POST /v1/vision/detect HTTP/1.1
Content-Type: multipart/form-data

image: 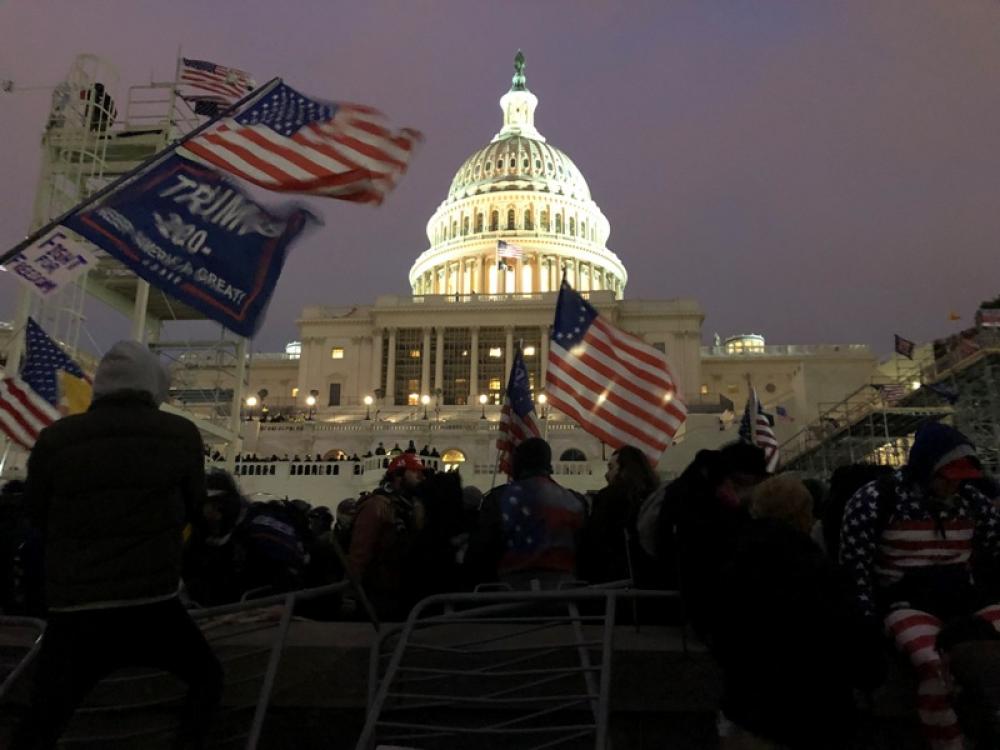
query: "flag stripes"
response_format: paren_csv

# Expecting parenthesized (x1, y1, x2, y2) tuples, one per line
(546, 282, 686, 463)
(179, 83, 421, 204)
(0, 377, 59, 450)
(496, 347, 541, 476)
(179, 58, 254, 105)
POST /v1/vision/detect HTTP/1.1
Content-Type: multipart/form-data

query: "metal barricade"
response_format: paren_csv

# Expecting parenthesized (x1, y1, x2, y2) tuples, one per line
(0, 616, 46, 702)
(0, 579, 375, 749)
(357, 588, 679, 750)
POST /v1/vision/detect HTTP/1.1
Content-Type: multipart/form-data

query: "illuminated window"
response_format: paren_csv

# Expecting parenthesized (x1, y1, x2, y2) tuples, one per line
(488, 347, 503, 358)
(330, 347, 344, 359)
(408, 392, 420, 406)
(699, 384, 709, 396)
(409, 349, 421, 358)
(441, 448, 466, 472)
(523, 346, 536, 356)
(292, 387, 299, 398)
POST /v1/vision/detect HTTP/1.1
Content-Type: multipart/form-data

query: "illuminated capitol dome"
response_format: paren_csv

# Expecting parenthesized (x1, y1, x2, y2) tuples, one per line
(410, 51, 627, 298)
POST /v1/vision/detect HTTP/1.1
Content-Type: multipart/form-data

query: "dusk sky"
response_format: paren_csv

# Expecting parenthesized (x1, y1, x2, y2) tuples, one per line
(1, 1, 999, 356)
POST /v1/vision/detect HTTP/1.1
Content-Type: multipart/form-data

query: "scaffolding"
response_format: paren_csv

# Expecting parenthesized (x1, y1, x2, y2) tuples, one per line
(782, 327, 1000, 478)
(5, 54, 248, 464)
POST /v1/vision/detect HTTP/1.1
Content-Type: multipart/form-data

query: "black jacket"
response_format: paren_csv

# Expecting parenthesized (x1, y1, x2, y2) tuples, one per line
(26, 392, 205, 610)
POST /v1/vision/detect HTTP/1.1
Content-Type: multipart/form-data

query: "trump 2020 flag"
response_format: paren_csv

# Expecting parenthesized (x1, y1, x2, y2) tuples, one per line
(496, 346, 541, 476)
(546, 281, 686, 464)
(64, 155, 317, 338)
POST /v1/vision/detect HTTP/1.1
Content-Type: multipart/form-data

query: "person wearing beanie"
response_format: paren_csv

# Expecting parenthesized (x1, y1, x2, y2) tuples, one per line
(841, 421, 1000, 750)
(12, 341, 222, 749)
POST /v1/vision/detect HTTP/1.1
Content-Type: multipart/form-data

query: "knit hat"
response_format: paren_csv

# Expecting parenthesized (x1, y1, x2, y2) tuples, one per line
(92, 340, 170, 405)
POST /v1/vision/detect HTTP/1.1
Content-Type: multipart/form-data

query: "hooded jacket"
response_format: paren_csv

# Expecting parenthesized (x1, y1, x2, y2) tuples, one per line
(840, 422, 1000, 621)
(25, 341, 206, 610)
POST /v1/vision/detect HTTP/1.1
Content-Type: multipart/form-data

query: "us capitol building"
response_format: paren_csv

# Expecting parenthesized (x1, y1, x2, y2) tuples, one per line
(145, 53, 875, 492)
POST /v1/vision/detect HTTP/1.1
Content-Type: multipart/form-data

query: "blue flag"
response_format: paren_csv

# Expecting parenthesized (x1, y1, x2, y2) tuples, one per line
(65, 155, 317, 337)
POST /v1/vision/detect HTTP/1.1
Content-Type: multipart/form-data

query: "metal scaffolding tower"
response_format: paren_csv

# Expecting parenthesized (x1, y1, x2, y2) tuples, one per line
(6, 54, 247, 464)
(782, 328, 1000, 479)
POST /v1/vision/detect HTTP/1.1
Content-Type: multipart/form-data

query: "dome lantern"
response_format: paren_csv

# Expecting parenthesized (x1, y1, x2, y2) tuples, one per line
(494, 50, 543, 143)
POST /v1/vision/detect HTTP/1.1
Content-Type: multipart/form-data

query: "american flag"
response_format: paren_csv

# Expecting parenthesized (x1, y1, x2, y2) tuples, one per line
(178, 81, 422, 204)
(0, 318, 84, 450)
(878, 383, 909, 403)
(178, 58, 255, 107)
(546, 281, 686, 464)
(497, 240, 524, 259)
(496, 346, 541, 476)
(739, 388, 779, 472)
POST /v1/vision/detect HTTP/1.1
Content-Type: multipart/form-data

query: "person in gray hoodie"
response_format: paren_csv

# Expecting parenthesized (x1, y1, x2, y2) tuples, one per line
(11, 341, 222, 750)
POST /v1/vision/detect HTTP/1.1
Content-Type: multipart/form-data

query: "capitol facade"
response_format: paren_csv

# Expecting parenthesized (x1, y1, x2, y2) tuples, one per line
(169, 53, 876, 490)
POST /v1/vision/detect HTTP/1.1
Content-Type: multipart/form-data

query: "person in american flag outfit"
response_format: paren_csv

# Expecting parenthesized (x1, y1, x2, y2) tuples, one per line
(840, 422, 1000, 750)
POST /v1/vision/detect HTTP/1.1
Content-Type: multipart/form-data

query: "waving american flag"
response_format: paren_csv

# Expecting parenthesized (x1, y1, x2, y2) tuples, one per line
(546, 281, 686, 464)
(178, 81, 422, 204)
(497, 346, 541, 476)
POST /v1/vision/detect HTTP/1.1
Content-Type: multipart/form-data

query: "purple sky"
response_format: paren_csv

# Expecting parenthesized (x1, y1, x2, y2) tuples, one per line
(2, 1, 999, 356)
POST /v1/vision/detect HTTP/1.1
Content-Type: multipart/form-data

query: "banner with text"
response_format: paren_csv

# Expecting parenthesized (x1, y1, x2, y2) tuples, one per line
(4, 227, 96, 298)
(64, 155, 317, 337)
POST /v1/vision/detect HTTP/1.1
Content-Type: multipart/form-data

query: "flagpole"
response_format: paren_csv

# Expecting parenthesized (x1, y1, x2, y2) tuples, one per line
(0, 439, 11, 479)
(0, 76, 283, 268)
(745, 373, 757, 446)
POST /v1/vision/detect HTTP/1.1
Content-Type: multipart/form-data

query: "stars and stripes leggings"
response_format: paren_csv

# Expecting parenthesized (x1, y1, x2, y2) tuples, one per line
(885, 604, 1000, 750)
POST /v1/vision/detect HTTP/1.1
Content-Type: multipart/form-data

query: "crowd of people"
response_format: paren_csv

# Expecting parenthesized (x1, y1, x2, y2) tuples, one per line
(2, 339, 1000, 749)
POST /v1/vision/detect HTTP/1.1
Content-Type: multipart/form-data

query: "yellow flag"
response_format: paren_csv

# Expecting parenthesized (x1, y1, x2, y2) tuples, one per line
(58, 370, 92, 415)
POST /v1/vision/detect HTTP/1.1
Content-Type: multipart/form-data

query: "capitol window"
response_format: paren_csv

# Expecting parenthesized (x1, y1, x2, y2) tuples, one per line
(522, 158, 529, 169)
(462, 217, 469, 235)
(496, 160, 503, 171)
(475, 213, 483, 233)
(509, 158, 515, 168)
(506, 209, 515, 230)
(490, 211, 499, 231)
(330, 347, 344, 359)
(409, 349, 421, 358)
(535, 159, 541, 170)
(540, 208, 550, 231)
(488, 347, 502, 358)
(524, 209, 533, 230)
(485, 161, 491, 172)
(555, 214, 563, 233)
(569, 217, 575, 236)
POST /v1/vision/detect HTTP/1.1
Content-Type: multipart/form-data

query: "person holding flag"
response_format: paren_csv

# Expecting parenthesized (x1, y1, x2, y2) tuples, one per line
(495, 344, 541, 477)
(469, 349, 585, 589)
(738, 383, 780, 473)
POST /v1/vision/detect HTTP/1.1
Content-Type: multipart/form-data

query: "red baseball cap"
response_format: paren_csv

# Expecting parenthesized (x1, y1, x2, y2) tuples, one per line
(387, 453, 424, 474)
(936, 457, 983, 481)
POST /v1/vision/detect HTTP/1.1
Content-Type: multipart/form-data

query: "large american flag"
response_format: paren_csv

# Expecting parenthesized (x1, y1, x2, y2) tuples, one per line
(0, 318, 82, 450)
(178, 58, 255, 106)
(497, 240, 524, 259)
(545, 282, 686, 464)
(739, 388, 779, 472)
(177, 82, 422, 204)
(497, 346, 541, 476)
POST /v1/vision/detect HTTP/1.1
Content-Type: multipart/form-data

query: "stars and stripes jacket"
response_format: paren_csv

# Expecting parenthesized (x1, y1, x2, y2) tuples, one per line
(840, 470, 1000, 621)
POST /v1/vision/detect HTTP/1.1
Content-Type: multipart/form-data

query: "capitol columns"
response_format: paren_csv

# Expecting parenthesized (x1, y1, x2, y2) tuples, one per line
(420, 327, 432, 397)
(371, 328, 384, 394)
(385, 327, 397, 404)
(469, 326, 480, 402)
(434, 327, 445, 395)
(504, 325, 515, 383)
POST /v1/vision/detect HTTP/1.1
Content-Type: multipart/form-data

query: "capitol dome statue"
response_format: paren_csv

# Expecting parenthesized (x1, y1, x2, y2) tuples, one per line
(409, 51, 627, 298)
